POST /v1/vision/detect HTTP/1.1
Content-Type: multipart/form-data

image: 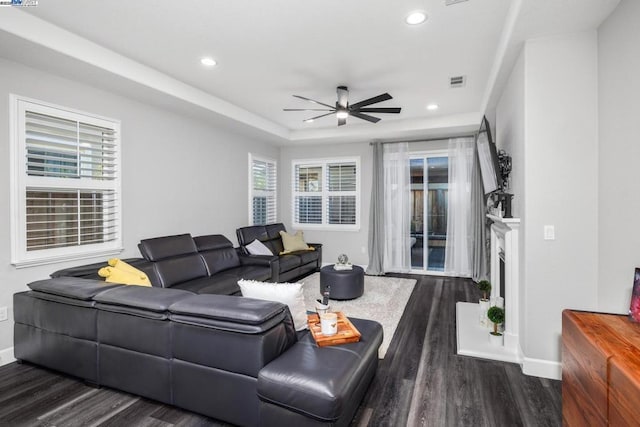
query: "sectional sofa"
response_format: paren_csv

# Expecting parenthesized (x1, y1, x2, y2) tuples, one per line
(13, 277, 383, 426)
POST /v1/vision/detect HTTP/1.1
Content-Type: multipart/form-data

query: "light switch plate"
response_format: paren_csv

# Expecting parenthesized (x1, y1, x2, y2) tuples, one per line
(544, 225, 555, 240)
(0, 307, 7, 322)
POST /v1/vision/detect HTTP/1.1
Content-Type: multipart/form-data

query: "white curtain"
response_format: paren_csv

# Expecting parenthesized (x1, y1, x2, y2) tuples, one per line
(383, 142, 411, 273)
(444, 137, 475, 276)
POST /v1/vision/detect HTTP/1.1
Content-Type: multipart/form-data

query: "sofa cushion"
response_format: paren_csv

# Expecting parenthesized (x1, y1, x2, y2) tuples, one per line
(94, 286, 192, 313)
(169, 294, 289, 330)
(139, 234, 197, 261)
(168, 275, 239, 295)
(238, 280, 307, 331)
(224, 265, 272, 282)
(291, 250, 320, 265)
(153, 255, 208, 288)
(28, 277, 122, 301)
(278, 254, 302, 273)
(200, 248, 241, 275)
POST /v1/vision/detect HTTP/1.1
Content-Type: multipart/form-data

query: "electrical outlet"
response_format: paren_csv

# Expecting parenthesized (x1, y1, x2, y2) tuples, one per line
(0, 307, 8, 322)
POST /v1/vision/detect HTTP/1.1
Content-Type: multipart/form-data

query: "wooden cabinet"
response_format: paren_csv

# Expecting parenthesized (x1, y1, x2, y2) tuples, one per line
(562, 310, 640, 426)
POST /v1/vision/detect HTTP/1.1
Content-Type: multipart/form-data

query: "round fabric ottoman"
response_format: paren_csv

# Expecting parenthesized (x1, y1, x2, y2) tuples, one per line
(319, 265, 365, 300)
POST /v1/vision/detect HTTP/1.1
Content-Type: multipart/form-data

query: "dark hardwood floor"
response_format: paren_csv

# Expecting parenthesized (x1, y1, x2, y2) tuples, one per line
(0, 275, 561, 426)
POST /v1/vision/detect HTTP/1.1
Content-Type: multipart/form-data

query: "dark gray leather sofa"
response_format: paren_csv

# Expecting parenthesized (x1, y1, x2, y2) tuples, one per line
(236, 223, 322, 282)
(13, 277, 383, 426)
(138, 233, 276, 295)
(52, 234, 276, 296)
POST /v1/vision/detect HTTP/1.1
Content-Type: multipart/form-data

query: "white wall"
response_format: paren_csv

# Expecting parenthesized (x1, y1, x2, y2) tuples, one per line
(494, 32, 599, 378)
(597, 0, 640, 313)
(0, 58, 278, 361)
(495, 49, 526, 356)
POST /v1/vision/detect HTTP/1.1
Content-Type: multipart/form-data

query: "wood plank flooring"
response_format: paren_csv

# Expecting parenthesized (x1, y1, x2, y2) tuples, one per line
(0, 275, 561, 426)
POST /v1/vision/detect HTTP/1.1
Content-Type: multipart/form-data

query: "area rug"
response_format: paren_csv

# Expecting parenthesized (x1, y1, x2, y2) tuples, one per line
(301, 272, 416, 358)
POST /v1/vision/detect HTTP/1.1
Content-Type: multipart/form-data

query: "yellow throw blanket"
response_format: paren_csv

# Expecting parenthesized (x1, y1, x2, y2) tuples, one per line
(98, 259, 151, 286)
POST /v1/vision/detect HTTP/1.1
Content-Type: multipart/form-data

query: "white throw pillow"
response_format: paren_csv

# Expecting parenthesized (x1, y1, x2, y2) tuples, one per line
(245, 239, 273, 256)
(238, 279, 307, 331)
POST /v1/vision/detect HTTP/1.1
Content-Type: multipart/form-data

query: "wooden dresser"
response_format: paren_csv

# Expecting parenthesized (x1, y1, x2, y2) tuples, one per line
(562, 310, 640, 426)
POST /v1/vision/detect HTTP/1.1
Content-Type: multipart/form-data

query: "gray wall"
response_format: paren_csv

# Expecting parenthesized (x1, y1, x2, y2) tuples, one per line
(0, 58, 278, 359)
(495, 31, 600, 378)
(279, 142, 372, 266)
(597, 0, 640, 313)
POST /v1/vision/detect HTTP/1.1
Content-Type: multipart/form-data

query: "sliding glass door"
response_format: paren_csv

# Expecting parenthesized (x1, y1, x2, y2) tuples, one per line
(410, 154, 449, 272)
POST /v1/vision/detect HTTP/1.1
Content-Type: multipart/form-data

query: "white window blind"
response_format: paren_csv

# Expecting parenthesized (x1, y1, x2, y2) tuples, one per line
(249, 154, 277, 225)
(11, 96, 122, 267)
(292, 158, 360, 230)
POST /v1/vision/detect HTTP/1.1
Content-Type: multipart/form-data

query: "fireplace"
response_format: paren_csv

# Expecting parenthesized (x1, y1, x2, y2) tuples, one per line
(488, 214, 521, 354)
(455, 214, 521, 364)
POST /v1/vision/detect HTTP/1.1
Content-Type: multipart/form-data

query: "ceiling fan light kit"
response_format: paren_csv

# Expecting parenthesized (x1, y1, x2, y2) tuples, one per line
(284, 86, 402, 126)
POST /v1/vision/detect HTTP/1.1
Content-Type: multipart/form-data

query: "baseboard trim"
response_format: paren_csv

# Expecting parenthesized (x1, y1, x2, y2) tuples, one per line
(0, 347, 16, 367)
(522, 356, 561, 380)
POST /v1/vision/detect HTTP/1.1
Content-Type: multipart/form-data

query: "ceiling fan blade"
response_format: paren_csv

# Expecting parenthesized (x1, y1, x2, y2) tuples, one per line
(350, 111, 381, 123)
(304, 112, 336, 122)
(338, 117, 347, 126)
(349, 93, 392, 109)
(355, 107, 401, 114)
(283, 108, 334, 111)
(336, 86, 349, 109)
(292, 95, 335, 109)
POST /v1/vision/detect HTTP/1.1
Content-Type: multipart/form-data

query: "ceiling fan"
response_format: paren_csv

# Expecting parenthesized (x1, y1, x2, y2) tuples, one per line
(284, 86, 401, 126)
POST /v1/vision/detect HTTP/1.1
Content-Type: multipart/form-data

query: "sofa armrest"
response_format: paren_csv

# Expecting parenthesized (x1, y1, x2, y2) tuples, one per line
(308, 243, 322, 268)
(238, 254, 280, 282)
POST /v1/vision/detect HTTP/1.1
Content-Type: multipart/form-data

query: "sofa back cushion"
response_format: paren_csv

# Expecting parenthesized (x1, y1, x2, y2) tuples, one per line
(237, 223, 286, 256)
(138, 234, 197, 262)
(154, 256, 208, 288)
(138, 234, 208, 287)
(194, 235, 241, 275)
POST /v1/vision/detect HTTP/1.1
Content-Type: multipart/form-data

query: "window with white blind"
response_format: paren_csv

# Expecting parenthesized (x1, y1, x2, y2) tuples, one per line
(292, 157, 360, 230)
(249, 154, 277, 225)
(10, 95, 122, 267)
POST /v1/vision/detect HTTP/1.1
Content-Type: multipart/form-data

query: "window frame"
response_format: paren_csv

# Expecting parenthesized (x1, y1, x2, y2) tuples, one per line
(248, 153, 277, 226)
(10, 94, 123, 268)
(291, 156, 361, 231)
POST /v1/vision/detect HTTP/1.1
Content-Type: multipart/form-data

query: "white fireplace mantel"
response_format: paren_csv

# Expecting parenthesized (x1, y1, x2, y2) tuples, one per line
(456, 214, 522, 364)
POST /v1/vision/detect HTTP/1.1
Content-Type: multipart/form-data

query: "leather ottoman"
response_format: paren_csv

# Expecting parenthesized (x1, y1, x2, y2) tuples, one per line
(319, 265, 364, 300)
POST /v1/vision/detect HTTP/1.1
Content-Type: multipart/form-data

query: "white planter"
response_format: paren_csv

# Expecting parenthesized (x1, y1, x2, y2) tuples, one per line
(479, 299, 491, 327)
(489, 332, 504, 346)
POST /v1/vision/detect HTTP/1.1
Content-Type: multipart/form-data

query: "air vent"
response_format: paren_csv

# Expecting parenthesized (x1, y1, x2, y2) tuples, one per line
(445, 0, 469, 5)
(450, 75, 466, 88)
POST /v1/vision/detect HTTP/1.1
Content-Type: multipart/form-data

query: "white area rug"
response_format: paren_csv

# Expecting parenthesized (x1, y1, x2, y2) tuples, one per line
(301, 272, 416, 358)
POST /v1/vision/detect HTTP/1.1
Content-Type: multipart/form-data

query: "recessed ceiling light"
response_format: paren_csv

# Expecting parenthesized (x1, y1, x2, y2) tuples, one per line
(200, 57, 217, 67)
(427, 103, 439, 111)
(406, 11, 427, 25)
(336, 110, 349, 119)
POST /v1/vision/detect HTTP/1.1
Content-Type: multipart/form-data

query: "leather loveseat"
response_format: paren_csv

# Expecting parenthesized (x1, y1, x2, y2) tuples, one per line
(13, 277, 383, 426)
(236, 223, 322, 283)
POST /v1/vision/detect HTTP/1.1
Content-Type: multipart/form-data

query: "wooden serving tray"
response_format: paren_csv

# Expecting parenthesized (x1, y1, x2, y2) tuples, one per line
(307, 312, 361, 347)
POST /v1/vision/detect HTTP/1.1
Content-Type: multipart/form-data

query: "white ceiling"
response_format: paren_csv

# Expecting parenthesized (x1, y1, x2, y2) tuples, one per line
(0, 0, 621, 145)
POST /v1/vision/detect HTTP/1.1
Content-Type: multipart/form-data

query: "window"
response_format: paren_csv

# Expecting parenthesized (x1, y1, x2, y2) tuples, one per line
(249, 154, 277, 225)
(292, 157, 360, 230)
(10, 95, 122, 267)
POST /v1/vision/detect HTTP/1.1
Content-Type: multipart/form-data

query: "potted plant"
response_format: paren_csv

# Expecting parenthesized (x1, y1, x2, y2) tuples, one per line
(487, 306, 505, 346)
(477, 280, 491, 301)
(477, 280, 492, 327)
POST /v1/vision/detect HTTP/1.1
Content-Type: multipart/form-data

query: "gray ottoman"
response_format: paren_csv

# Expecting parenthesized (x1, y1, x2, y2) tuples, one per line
(319, 265, 365, 300)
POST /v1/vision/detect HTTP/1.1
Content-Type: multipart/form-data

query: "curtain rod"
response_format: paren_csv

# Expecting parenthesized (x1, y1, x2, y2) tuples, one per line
(369, 132, 477, 145)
